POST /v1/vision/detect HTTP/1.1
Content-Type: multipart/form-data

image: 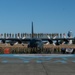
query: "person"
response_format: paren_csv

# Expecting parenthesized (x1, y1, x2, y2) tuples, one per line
(61, 48, 66, 54)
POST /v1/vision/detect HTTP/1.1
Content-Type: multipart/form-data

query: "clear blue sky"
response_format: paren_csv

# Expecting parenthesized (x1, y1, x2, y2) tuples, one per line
(0, 0, 75, 36)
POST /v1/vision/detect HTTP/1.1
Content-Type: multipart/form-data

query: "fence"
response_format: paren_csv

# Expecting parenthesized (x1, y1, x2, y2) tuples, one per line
(0, 47, 75, 54)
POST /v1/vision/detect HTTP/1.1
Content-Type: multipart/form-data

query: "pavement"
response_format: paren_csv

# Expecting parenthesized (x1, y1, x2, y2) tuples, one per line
(0, 54, 75, 75)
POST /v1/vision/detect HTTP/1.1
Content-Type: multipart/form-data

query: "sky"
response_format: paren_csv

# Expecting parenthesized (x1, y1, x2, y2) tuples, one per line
(0, 0, 75, 36)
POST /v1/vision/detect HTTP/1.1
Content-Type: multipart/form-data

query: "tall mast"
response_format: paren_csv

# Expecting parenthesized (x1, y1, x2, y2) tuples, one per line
(32, 21, 34, 38)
